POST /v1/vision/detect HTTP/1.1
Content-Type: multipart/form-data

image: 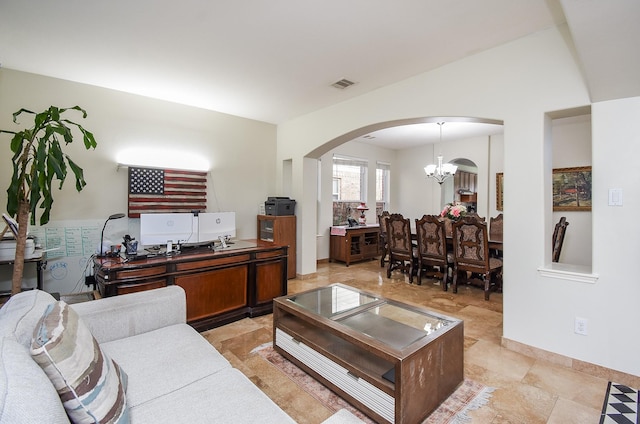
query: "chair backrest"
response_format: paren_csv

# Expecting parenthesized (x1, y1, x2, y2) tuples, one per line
(489, 213, 503, 242)
(466, 212, 486, 222)
(451, 216, 490, 271)
(378, 211, 390, 236)
(552, 217, 569, 262)
(442, 216, 453, 237)
(415, 215, 447, 263)
(386, 213, 413, 256)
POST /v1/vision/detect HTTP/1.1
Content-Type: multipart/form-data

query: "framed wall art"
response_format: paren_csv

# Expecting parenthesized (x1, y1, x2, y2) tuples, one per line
(553, 166, 592, 211)
(496, 172, 503, 211)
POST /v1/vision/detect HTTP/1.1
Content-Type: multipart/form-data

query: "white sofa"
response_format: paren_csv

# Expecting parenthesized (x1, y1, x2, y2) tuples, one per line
(0, 286, 297, 423)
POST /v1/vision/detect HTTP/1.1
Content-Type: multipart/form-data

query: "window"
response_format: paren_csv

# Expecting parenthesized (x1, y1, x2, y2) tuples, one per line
(332, 155, 368, 225)
(376, 162, 390, 217)
(332, 178, 340, 200)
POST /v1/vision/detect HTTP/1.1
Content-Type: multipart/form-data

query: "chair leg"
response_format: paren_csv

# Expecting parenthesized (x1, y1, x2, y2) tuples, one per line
(380, 245, 388, 267)
(441, 268, 448, 291)
(408, 261, 414, 284)
(452, 267, 458, 293)
(483, 275, 491, 301)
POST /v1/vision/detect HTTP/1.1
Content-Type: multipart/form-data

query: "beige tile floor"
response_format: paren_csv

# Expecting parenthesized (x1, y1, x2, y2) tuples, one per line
(202, 260, 608, 423)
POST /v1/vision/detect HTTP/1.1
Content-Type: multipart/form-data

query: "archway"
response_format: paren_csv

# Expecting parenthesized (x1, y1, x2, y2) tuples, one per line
(440, 158, 479, 213)
(306, 117, 503, 159)
(309, 116, 503, 264)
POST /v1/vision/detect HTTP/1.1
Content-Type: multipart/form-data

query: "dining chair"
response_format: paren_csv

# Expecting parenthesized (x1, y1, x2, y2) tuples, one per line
(489, 213, 503, 242)
(466, 212, 486, 222)
(386, 213, 417, 283)
(442, 216, 453, 238)
(415, 215, 453, 289)
(489, 213, 504, 258)
(451, 217, 503, 300)
(378, 211, 391, 267)
(552, 216, 569, 262)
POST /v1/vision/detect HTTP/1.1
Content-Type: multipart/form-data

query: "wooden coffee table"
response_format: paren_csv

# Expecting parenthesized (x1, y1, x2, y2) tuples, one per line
(273, 283, 463, 424)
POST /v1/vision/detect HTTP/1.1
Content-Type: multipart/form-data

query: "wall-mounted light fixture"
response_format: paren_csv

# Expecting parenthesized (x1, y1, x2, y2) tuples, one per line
(116, 148, 210, 172)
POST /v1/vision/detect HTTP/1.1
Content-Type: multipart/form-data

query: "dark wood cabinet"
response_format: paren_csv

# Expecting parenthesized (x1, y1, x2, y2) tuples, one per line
(93, 240, 288, 331)
(257, 215, 296, 279)
(329, 225, 380, 266)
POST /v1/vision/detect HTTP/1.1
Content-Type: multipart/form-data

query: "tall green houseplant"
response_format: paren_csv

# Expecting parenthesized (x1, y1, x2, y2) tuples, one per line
(1, 106, 97, 295)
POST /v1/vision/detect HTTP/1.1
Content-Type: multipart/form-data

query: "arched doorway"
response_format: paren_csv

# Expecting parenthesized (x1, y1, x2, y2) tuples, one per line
(442, 158, 479, 213)
(310, 117, 503, 263)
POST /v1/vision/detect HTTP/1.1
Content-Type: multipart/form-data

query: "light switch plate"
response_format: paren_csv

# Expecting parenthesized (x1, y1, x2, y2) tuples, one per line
(608, 188, 623, 206)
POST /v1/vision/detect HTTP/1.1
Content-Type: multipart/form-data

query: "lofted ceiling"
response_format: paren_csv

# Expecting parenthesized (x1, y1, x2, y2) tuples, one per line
(1, 0, 638, 149)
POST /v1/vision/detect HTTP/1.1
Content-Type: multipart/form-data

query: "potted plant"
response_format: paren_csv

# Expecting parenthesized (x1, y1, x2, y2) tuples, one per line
(1, 106, 97, 295)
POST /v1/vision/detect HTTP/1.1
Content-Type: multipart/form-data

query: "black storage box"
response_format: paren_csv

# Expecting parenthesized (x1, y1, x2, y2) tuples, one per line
(265, 197, 296, 216)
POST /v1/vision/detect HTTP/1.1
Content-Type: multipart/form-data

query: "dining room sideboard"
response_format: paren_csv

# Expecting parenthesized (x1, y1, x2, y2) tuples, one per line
(329, 225, 380, 266)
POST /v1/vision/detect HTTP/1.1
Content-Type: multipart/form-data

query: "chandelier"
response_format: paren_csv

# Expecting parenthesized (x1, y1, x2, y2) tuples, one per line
(424, 122, 457, 184)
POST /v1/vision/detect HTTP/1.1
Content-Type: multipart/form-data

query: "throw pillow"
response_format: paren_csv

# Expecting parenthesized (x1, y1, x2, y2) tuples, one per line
(31, 301, 129, 424)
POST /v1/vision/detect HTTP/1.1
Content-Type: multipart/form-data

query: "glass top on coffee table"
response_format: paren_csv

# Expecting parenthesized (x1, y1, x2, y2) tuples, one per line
(287, 284, 379, 317)
(285, 284, 455, 350)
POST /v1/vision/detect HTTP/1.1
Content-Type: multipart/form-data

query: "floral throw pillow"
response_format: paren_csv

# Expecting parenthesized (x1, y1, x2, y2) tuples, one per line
(31, 301, 129, 424)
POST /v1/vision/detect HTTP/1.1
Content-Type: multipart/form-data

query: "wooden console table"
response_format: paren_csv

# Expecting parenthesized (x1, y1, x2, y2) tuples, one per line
(93, 240, 288, 331)
(329, 225, 380, 266)
(274, 284, 463, 424)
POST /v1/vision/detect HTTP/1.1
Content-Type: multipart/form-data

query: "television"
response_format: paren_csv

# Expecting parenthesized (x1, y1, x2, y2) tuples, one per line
(139, 213, 197, 246)
(197, 212, 236, 244)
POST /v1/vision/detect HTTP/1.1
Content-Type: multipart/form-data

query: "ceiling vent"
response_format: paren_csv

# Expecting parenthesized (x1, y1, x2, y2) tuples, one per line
(331, 78, 356, 90)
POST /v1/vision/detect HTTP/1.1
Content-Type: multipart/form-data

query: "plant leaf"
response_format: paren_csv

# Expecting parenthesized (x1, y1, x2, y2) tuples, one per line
(67, 157, 87, 191)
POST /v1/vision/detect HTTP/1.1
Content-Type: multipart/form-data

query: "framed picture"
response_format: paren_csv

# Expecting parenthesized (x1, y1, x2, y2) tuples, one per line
(496, 173, 504, 211)
(553, 166, 592, 211)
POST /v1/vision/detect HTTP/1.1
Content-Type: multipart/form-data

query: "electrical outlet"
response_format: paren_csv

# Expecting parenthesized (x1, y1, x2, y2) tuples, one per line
(574, 317, 588, 335)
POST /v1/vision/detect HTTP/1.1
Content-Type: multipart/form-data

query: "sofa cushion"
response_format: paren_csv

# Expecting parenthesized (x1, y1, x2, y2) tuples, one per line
(31, 301, 129, 424)
(100, 323, 231, 408)
(0, 336, 70, 424)
(0, 289, 56, 347)
(128, 368, 296, 423)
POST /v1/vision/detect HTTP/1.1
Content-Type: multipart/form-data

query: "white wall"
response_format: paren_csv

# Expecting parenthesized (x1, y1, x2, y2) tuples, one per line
(278, 25, 640, 377)
(0, 69, 277, 294)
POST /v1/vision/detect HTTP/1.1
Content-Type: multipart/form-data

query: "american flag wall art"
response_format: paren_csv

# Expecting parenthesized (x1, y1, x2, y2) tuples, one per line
(128, 167, 207, 217)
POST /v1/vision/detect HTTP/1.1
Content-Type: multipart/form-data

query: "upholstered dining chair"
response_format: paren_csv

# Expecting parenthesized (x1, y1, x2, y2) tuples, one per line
(378, 211, 391, 267)
(451, 217, 503, 300)
(386, 213, 417, 283)
(466, 212, 486, 222)
(489, 213, 504, 258)
(442, 216, 453, 238)
(415, 215, 453, 289)
(552, 216, 569, 262)
(489, 213, 503, 242)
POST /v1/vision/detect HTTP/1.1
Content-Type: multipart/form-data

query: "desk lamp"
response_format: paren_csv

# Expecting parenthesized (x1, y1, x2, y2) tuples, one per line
(99, 213, 125, 257)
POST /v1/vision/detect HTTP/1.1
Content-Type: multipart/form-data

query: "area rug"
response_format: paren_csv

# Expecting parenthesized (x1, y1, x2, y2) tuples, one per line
(253, 343, 494, 423)
(599, 381, 639, 424)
